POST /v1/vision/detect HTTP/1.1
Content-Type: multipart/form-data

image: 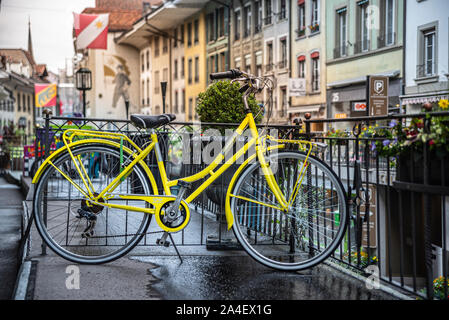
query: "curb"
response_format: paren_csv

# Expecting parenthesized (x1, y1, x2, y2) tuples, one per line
(323, 260, 414, 300)
(11, 260, 31, 300)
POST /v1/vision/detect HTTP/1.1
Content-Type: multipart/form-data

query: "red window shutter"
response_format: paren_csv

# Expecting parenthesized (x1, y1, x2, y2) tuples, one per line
(298, 0, 305, 5)
(311, 51, 320, 59)
(297, 55, 306, 62)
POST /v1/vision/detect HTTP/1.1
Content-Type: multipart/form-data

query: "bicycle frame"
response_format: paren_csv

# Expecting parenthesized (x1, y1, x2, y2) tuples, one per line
(33, 112, 314, 229)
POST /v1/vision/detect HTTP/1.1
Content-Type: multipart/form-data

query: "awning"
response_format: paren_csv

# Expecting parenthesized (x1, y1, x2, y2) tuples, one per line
(311, 51, 319, 59)
(401, 94, 449, 105)
(298, 0, 305, 5)
(116, 0, 209, 49)
(297, 55, 306, 62)
(327, 70, 400, 88)
(288, 105, 321, 114)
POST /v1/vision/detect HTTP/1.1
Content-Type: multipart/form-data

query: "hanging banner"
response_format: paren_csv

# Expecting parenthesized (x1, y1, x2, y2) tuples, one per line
(289, 78, 306, 97)
(35, 84, 57, 108)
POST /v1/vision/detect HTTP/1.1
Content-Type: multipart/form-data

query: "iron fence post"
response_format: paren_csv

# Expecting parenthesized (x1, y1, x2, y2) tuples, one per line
(423, 114, 434, 299)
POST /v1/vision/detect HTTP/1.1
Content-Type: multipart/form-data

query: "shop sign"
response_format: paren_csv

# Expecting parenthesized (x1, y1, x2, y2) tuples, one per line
(369, 76, 389, 116)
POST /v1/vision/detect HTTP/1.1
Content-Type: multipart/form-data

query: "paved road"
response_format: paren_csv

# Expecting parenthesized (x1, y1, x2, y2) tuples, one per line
(0, 176, 23, 299)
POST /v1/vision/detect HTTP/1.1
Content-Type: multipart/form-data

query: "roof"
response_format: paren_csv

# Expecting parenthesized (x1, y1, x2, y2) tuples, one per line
(81, 7, 143, 31)
(0, 49, 35, 67)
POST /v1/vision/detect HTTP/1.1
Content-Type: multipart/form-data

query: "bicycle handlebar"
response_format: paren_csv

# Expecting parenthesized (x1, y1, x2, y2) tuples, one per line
(209, 69, 243, 80)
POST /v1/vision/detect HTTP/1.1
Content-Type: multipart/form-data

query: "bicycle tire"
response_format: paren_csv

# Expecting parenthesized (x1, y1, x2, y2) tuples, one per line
(229, 150, 348, 271)
(33, 143, 156, 264)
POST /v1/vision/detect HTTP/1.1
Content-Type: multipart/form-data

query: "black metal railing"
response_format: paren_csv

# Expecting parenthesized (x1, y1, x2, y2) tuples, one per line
(304, 110, 449, 300)
(416, 63, 437, 79)
(25, 109, 449, 300)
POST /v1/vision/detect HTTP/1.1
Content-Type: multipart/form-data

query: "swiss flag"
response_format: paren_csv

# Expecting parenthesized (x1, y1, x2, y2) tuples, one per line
(74, 13, 109, 50)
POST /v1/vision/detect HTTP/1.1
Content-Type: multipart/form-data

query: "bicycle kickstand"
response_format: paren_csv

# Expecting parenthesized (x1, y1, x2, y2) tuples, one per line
(156, 231, 183, 264)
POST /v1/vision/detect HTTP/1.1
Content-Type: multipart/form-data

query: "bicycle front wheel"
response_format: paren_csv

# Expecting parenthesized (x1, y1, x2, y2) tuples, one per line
(33, 143, 156, 264)
(229, 151, 348, 271)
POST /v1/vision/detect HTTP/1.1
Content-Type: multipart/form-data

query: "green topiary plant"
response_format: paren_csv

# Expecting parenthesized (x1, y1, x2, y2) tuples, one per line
(196, 80, 262, 126)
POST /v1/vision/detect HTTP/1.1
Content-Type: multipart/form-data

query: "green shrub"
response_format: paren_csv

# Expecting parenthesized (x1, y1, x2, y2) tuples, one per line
(196, 80, 262, 125)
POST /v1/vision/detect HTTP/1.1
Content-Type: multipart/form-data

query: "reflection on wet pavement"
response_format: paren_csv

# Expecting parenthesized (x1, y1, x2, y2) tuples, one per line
(131, 255, 398, 300)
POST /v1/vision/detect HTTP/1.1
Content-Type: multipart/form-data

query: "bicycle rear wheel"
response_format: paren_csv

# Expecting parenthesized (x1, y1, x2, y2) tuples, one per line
(33, 144, 155, 264)
(229, 151, 348, 271)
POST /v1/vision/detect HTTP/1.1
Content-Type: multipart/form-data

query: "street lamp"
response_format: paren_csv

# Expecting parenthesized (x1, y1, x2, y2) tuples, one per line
(75, 68, 92, 117)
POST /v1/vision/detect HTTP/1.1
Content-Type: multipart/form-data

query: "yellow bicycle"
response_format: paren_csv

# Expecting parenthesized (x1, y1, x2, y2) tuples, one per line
(32, 70, 348, 271)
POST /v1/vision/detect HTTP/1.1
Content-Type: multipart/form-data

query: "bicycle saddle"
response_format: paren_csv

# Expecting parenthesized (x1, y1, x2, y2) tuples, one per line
(130, 114, 176, 129)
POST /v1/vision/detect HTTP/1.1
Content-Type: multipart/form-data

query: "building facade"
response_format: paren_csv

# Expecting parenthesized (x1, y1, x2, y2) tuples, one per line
(401, 0, 449, 113)
(290, 0, 326, 130)
(325, 0, 404, 128)
(261, 0, 290, 124)
(184, 11, 207, 121)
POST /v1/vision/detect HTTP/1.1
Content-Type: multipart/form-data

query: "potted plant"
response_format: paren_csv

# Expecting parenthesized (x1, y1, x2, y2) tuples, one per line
(196, 80, 262, 206)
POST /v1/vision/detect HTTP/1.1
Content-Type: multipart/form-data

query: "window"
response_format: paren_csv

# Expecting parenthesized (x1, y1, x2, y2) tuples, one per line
(174, 59, 178, 80)
(217, 7, 225, 38)
(297, 2, 305, 37)
(255, 1, 262, 33)
(256, 51, 262, 76)
(174, 90, 179, 114)
(188, 98, 193, 120)
(357, 1, 370, 53)
(163, 68, 168, 82)
(297, 56, 305, 78)
(279, 37, 287, 69)
(207, 13, 215, 42)
(335, 7, 347, 58)
(385, 0, 395, 45)
(17, 93, 20, 112)
(234, 9, 241, 41)
(154, 71, 160, 94)
(163, 37, 168, 54)
(266, 41, 273, 71)
(188, 58, 193, 84)
(234, 57, 241, 70)
(174, 28, 178, 48)
(194, 19, 199, 44)
(423, 28, 436, 76)
(279, 0, 286, 20)
(187, 23, 192, 46)
(146, 51, 150, 70)
(146, 79, 150, 105)
(154, 36, 160, 57)
(182, 90, 185, 113)
(264, 0, 272, 25)
(280, 86, 287, 116)
(311, 53, 320, 92)
(310, 0, 319, 32)
(141, 53, 145, 72)
(181, 57, 185, 78)
(243, 5, 251, 38)
(194, 57, 199, 83)
(142, 81, 145, 105)
(27, 95, 30, 112)
(379, 0, 396, 48)
(180, 25, 185, 45)
(245, 54, 251, 74)
(220, 52, 226, 72)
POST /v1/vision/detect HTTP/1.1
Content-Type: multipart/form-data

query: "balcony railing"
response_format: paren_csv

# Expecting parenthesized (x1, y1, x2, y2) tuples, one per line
(354, 39, 371, 54)
(333, 45, 348, 59)
(263, 15, 272, 25)
(278, 59, 287, 69)
(378, 32, 396, 49)
(265, 63, 274, 72)
(254, 23, 262, 34)
(416, 63, 437, 78)
(234, 32, 240, 41)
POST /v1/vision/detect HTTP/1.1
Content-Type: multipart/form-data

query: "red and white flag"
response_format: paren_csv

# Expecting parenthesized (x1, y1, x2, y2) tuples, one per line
(73, 12, 109, 50)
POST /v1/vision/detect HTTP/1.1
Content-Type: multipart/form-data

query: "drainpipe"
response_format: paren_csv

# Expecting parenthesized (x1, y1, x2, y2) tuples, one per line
(401, 0, 406, 114)
(288, 0, 292, 124)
